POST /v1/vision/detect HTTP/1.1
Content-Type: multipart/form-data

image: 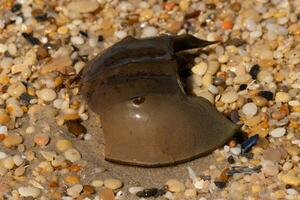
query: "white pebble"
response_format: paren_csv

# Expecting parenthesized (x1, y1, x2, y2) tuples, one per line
(104, 178, 123, 190)
(71, 36, 84, 45)
(250, 30, 262, 38)
(67, 184, 83, 198)
(36, 88, 57, 102)
(128, 187, 144, 194)
(0, 151, 7, 159)
(64, 148, 81, 162)
(191, 62, 207, 76)
(242, 103, 258, 116)
(230, 146, 241, 155)
(141, 26, 158, 38)
(114, 31, 127, 39)
(18, 186, 40, 198)
(194, 179, 204, 189)
(270, 127, 286, 138)
(287, 188, 298, 195)
(218, 54, 229, 63)
(0, 44, 8, 53)
(0, 125, 8, 135)
(208, 84, 219, 94)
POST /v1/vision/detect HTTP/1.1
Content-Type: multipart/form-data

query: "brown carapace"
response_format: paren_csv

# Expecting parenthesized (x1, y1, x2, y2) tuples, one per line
(80, 34, 239, 167)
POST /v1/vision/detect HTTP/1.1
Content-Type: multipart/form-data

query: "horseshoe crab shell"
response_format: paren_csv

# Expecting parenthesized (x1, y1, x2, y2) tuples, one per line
(80, 34, 239, 167)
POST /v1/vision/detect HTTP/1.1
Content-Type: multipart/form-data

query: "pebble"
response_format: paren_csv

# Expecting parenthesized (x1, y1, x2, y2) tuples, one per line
(279, 174, 300, 186)
(270, 127, 286, 138)
(220, 91, 238, 103)
(67, 0, 99, 13)
(257, 70, 273, 83)
(71, 36, 84, 45)
(65, 175, 80, 184)
(259, 91, 273, 100)
(3, 134, 23, 148)
(252, 96, 268, 106)
(2, 157, 15, 169)
(165, 179, 185, 193)
(66, 120, 87, 137)
(275, 92, 291, 103)
(0, 152, 7, 159)
(136, 188, 165, 198)
(0, 184, 10, 197)
(242, 103, 258, 116)
(230, 146, 241, 155)
(262, 148, 282, 162)
(249, 64, 260, 79)
(184, 189, 197, 198)
(104, 178, 123, 190)
(99, 188, 115, 200)
(282, 162, 293, 171)
(91, 180, 104, 187)
(129, 187, 144, 194)
(207, 61, 220, 75)
(262, 161, 279, 176)
(36, 88, 57, 102)
(7, 83, 26, 98)
(33, 133, 50, 146)
(67, 184, 83, 198)
(18, 186, 40, 198)
(56, 139, 73, 151)
(141, 26, 158, 38)
(191, 62, 207, 76)
(64, 148, 81, 162)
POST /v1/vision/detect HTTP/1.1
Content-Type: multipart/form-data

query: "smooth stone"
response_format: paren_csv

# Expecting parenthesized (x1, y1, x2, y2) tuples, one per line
(2, 157, 15, 169)
(141, 26, 158, 38)
(104, 178, 123, 190)
(275, 92, 291, 103)
(56, 139, 73, 151)
(234, 74, 252, 84)
(91, 180, 104, 187)
(33, 133, 50, 146)
(99, 188, 115, 200)
(129, 186, 144, 194)
(63, 148, 81, 162)
(18, 186, 40, 198)
(279, 174, 300, 186)
(252, 96, 268, 106)
(257, 70, 273, 83)
(270, 127, 286, 138)
(3, 134, 23, 148)
(242, 103, 258, 116)
(67, 0, 99, 13)
(230, 146, 241, 155)
(220, 91, 238, 103)
(36, 88, 57, 102)
(67, 184, 83, 198)
(206, 60, 220, 75)
(184, 189, 197, 198)
(261, 161, 279, 176)
(192, 62, 207, 76)
(165, 179, 185, 193)
(282, 162, 293, 171)
(285, 146, 300, 156)
(7, 82, 26, 98)
(262, 148, 282, 162)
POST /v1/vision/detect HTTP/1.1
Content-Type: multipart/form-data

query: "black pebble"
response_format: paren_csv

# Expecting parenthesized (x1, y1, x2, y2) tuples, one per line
(136, 188, 165, 198)
(35, 13, 48, 22)
(11, 3, 22, 12)
(227, 155, 235, 164)
(98, 35, 104, 42)
(239, 84, 247, 91)
(214, 181, 227, 189)
(249, 64, 260, 79)
(21, 33, 40, 45)
(259, 90, 273, 100)
(213, 77, 225, 86)
(20, 93, 35, 106)
(79, 31, 88, 37)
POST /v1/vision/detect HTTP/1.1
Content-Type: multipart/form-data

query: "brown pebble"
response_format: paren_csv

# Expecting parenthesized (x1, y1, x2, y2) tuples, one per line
(37, 46, 49, 59)
(66, 120, 87, 137)
(219, 168, 230, 182)
(271, 111, 285, 120)
(166, 21, 182, 33)
(0, 134, 5, 141)
(99, 188, 115, 200)
(262, 148, 282, 163)
(83, 185, 95, 195)
(230, 2, 241, 12)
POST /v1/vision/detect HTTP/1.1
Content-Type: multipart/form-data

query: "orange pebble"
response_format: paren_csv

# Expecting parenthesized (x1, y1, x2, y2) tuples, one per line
(0, 134, 5, 141)
(223, 21, 234, 29)
(228, 139, 236, 147)
(164, 2, 176, 10)
(34, 133, 50, 146)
